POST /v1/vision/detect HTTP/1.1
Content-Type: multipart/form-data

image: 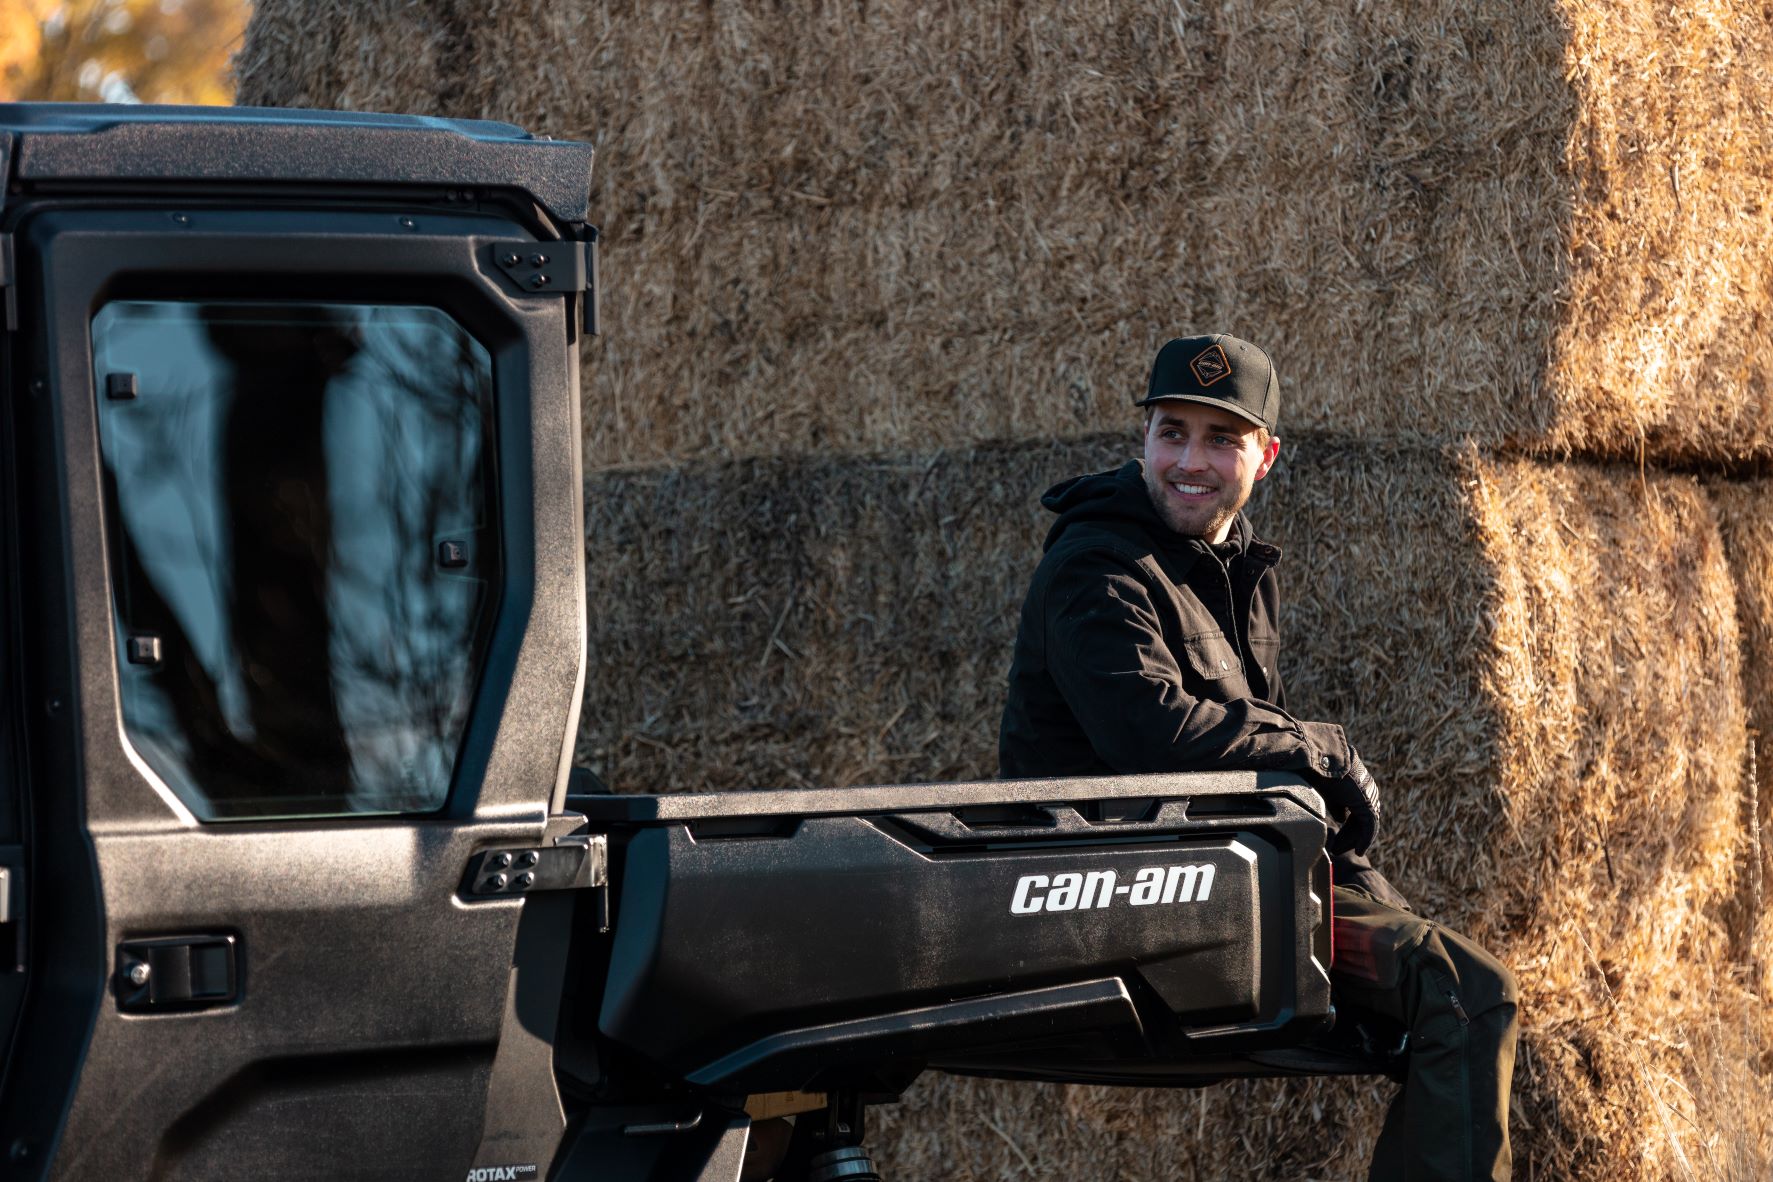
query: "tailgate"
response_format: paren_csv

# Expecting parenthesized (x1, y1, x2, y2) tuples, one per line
(576, 769, 1333, 1093)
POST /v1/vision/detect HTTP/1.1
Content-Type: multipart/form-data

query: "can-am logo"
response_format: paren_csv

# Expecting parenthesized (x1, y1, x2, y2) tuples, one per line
(465, 1167, 537, 1182)
(1009, 864, 1215, 914)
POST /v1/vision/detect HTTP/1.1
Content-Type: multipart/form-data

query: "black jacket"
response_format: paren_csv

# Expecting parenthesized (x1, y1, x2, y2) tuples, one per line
(999, 461, 1355, 785)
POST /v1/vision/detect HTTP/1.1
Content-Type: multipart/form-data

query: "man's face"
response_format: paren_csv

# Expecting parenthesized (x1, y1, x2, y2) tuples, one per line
(1141, 402, 1281, 543)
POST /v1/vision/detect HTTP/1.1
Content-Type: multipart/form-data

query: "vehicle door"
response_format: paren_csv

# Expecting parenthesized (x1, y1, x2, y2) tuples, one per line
(0, 183, 588, 1182)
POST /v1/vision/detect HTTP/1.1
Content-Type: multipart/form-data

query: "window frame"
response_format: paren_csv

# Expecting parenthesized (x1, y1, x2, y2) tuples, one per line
(90, 298, 505, 821)
(25, 205, 587, 829)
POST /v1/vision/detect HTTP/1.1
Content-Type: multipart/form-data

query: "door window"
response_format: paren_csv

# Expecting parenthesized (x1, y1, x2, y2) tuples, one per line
(90, 302, 499, 819)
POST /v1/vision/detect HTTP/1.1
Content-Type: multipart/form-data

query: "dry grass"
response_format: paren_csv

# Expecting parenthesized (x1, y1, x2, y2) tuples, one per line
(236, 1, 1772, 466)
(235, 1, 1548, 462)
(1544, 1, 1773, 463)
(232, 1, 1773, 1174)
(580, 435, 1766, 1179)
(1469, 459, 1762, 1181)
(1708, 479, 1773, 989)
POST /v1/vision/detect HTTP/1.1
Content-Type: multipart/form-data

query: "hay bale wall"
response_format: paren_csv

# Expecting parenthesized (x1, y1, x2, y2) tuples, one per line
(239, 0, 1773, 466)
(235, 1, 1773, 1177)
(583, 436, 1766, 1179)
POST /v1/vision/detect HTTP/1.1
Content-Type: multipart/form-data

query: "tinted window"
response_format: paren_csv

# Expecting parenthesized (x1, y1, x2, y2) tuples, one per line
(91, 302, 499, 819)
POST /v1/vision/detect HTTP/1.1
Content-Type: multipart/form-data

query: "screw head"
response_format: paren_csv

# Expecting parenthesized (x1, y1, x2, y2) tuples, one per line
(490, 852, 512, 870)
(487, 872, 508, 891)
(514, 872, 535, 890)
(170, 212, 191, 226)
(127, 962, 151, 987)
(499, 251, 522, 267)
(516, 850, 539, 869)
(528, 274, 551, 289)
(529, 253, 549, 267)
(399, 216, 417, 230)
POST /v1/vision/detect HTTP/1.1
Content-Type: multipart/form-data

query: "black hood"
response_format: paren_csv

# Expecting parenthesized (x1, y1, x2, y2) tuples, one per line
(1041, 460, 1251, 555)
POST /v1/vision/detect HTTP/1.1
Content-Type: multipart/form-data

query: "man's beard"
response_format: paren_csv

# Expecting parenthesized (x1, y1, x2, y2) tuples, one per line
(1143, 466, 1245, 540)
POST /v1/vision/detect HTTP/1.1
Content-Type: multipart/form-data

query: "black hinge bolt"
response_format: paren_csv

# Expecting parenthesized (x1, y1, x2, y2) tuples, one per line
(127, 635, 162, 666)
(106, 372, 138, 401)
(438, 540, 469, 569)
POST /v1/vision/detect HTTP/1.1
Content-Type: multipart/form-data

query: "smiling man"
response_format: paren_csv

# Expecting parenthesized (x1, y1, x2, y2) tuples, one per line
(998, 334, 1518, 1181)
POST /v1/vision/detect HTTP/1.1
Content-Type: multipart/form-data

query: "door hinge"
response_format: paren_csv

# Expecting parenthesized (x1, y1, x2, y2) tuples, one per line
(465, 833, 608, 924)
(491, 226, 599, 336)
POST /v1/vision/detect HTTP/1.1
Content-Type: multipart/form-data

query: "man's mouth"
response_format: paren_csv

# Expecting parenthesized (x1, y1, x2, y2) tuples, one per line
(1170, 482, 1216, 498)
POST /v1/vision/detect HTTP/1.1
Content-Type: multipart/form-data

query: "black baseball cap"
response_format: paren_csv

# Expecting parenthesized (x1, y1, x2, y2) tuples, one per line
(1135, 333, 1279, 432)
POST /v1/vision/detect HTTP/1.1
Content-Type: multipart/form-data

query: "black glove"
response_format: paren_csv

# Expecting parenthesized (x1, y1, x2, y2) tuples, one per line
(1322, 751, 1381, 856)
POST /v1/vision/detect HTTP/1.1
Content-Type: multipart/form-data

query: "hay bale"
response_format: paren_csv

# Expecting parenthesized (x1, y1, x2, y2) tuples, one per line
(229, 0, 1773, 1171)
(1545, 2, 1773, 462)
(583, 434, 1764, 1179)
(238, 0, 1773, 465)
(1708, 480, 1773, 983)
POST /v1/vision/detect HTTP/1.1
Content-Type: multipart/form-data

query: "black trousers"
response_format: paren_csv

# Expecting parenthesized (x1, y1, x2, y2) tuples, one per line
(1330, 886, 1519, 1182)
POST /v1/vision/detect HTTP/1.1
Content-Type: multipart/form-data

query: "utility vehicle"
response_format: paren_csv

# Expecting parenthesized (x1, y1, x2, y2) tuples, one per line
(0, 105, 1378, 1182)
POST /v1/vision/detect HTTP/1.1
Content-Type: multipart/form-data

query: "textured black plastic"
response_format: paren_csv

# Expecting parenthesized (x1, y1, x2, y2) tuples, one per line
(0, 170, 587, 1179)
(593, 774, 1332, 1093)
(0, 103, 595, 224)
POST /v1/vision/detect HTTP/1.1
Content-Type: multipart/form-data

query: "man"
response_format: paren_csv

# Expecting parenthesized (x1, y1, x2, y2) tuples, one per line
(999, 334, 1518, 1181)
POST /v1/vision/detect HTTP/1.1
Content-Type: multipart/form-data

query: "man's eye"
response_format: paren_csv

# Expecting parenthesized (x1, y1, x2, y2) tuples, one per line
(1213, 436, 1235, 446)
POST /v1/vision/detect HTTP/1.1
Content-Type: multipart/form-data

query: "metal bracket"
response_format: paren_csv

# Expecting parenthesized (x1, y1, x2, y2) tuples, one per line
(465, 833, 607, 899)
(489, 229, 599, 336)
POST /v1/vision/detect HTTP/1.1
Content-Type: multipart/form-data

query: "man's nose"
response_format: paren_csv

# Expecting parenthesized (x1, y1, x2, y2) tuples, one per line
(1170, 441, 1208, 471)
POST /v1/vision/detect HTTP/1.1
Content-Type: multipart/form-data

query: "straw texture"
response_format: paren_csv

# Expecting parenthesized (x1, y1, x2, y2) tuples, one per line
(581, 436, 1766, 1179)
(230, 1, 1773, 1175)
(1709, 480, 1773, 988)
(237, 0, 1773, 465)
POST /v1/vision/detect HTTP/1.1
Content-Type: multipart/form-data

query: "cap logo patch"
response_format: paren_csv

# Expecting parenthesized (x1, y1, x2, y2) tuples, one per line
(1190, 344, 1232, 388)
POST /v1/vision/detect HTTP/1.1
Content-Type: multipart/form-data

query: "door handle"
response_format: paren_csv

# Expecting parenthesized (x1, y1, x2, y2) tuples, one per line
(115, 934, 239, 1012)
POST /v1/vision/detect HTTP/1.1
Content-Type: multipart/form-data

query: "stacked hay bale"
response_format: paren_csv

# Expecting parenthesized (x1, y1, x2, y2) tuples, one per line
(576, 441, 1764, 1178)
(238, 0, 1773, 1177)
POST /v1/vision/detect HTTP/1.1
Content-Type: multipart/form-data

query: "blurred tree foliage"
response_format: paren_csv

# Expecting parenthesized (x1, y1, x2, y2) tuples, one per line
(1, 0, 249, 104)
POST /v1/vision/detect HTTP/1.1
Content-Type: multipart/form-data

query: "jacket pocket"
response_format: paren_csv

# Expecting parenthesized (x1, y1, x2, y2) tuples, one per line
(1182, 630, 1242, 681)
(1248, 634, 1278, 675)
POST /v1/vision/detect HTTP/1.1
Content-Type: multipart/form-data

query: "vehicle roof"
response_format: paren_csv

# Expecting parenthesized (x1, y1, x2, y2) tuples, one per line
(0, 103, 595, 224)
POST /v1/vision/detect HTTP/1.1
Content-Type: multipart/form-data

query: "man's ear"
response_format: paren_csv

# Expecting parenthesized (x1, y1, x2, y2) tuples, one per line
(1253, 434, 1281, 481)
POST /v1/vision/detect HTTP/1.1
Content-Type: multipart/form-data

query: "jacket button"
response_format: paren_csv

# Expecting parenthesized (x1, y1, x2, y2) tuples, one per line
(1220, 659, 1229, 670)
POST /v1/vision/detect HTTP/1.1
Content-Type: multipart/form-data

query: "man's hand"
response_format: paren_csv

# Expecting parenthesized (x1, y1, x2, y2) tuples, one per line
(1323, 752, 1382, 855)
